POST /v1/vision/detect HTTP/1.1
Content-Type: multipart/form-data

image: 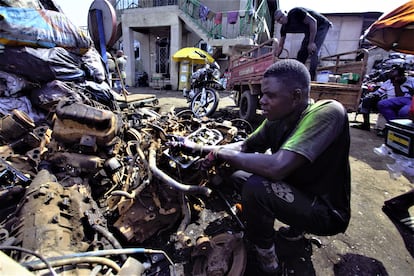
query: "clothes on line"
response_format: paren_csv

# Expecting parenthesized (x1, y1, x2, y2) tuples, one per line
(199, 4, 209, 21)
(214, 12, 222, 24)
(227, 11, 239, 24)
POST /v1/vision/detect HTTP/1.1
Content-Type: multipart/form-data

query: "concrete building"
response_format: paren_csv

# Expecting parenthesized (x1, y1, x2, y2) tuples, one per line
(110, 0, 385, 90)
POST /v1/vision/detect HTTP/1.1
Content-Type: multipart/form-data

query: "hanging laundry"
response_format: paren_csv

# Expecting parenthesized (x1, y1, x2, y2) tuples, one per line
(214, 12, 222, 24)
(199, 4, 209, 21)
(207, 10, 215, 21)
(227, 11, 239, 24)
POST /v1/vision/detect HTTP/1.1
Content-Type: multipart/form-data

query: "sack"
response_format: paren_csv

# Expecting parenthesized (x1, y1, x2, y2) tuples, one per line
(0, 46, 85, 83)
(0, 71, 35, 97)
(0, 7, 92, 54)
(30, 80, 83, 111)
(81, 47, 107, 83)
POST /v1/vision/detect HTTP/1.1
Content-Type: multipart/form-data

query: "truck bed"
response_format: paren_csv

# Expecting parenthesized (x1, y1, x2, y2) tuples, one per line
(310, 49, 369, 112)
(228, 39, 369, 112)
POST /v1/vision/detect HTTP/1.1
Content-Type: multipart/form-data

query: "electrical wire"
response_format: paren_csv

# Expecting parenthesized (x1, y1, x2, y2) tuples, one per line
(20, 248, 175, 274)
(0, 246, 58, 276)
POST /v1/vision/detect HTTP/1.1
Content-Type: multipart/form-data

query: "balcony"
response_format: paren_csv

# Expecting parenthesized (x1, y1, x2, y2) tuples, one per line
(115, 0, 272, 43)
(115, 0, 178, 10)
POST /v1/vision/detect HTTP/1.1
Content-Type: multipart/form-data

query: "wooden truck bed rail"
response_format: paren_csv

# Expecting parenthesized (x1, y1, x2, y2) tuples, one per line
(311, 49, 369, 112)
(227, 39, 369, 121)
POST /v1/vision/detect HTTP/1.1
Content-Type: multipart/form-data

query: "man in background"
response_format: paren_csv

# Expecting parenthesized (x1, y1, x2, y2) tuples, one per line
(114, 49, 127, 93)
(274, 7, 332, 81)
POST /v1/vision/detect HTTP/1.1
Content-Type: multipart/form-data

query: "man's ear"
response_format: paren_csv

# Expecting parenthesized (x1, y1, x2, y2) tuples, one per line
(292, 88, 302, 101)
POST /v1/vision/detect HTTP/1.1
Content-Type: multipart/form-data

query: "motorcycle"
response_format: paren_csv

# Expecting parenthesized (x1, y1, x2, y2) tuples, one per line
(183, 55, 223, 117)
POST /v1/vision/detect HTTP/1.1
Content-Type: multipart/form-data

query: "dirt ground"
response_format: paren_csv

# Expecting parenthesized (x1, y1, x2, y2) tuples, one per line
(130, 87, 414, 275)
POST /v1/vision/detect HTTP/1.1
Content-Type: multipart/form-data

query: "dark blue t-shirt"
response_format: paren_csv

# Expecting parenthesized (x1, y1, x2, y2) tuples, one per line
(280, 7, 331, 37)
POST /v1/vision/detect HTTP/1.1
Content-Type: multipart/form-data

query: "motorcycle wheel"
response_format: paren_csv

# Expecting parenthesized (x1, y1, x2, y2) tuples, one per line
(190, 88, 219, 117)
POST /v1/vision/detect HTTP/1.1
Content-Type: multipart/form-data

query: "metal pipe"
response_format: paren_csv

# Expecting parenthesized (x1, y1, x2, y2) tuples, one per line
(91, 224, 127, 262)
(27, 256, 121, 273)
(148, 147, 212, 196)
(21, 248, 174, 271)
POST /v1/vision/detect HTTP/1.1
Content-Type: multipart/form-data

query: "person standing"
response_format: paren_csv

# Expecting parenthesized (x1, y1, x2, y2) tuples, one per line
(114, 49, 127, 93)
(106, 51, 116, 88)
(274, 7, 332, 81)
(181, 59, 351, 273)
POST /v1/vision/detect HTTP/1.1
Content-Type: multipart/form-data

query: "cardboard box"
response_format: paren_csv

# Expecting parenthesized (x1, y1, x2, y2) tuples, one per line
(340, 73, 360, 84)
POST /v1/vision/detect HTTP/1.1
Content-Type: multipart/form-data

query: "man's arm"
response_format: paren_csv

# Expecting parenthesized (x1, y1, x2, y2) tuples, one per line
(276, 36, 286, 57)
(215, 148, 309, 181)
(303, 13, 317, 55)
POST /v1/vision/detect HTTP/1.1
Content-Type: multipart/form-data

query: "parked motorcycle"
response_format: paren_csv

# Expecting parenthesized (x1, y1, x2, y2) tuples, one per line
(183, 55, 222, 117)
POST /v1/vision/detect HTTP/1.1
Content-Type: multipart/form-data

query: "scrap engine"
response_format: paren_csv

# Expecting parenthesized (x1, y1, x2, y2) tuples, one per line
(0, 90, 251, 275)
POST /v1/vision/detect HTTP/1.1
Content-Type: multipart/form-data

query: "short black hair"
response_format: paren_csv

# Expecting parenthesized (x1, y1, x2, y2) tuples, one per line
(263, 59, 310, 92)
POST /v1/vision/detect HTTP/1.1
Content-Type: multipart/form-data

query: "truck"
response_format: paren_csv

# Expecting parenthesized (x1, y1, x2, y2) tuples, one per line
(227, 38, 369, 121)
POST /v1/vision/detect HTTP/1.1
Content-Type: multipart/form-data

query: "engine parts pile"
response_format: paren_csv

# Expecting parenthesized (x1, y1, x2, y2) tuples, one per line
(0, 1, 253, 275)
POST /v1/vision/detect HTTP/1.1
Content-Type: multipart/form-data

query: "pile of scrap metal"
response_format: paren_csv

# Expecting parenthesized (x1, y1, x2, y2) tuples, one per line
(0, 1, 251, 275)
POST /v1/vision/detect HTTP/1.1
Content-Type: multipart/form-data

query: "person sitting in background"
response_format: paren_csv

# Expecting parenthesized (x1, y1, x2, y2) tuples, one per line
(377, 66, 414, 129)
(352, 66, 411, 132)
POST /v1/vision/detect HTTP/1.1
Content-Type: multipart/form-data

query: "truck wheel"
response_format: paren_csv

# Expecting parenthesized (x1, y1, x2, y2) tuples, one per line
(239, 91, 257, 121)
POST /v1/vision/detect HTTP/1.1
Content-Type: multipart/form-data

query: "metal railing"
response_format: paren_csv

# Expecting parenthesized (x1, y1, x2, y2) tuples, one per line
(177, 0, 271, 40)
(115, 0, 178, 10)
(115, 0, 272, 42)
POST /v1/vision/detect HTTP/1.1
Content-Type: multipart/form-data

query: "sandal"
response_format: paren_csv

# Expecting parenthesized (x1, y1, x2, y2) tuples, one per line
(400, 216, 414, 232)
(382, 204, 414, 233)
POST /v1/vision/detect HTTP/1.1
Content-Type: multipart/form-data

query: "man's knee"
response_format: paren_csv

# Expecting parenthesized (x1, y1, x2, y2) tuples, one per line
(242, 176, 295, 204)
(242, 175, 262, 198)
(377, 100, 386, 110)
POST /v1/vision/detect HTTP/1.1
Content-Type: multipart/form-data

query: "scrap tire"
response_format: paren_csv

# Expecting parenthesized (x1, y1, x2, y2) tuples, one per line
(239, 91, 258, 122)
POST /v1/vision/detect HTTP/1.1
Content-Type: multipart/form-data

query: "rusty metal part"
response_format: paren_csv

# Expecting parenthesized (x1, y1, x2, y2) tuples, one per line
(52, 100, 120, 147)
(0, 111, 43, 154)
(11, 169, 115, 275)
(0, 110, 34, 143)
(12, 170, 89, 259)
(113, 181, 182, 243)
(47, 152, 105, 173)
(192, 232, 247, 276)
(26, 126, 52, 168)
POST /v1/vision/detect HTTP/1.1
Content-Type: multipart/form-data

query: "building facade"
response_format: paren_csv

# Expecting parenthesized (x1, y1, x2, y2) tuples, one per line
(112, 1, 383, 90)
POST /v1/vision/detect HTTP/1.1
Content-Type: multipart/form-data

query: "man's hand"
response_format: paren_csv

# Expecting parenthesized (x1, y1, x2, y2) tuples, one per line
(307, 42, 317, 56)
(199, 148, 223, 171)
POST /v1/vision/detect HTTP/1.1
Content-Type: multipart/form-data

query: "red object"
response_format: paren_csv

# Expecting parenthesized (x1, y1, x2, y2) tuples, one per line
(214, 12, 222, 24)
(409, 98, 414, 120)
(365, 1, 414, 54)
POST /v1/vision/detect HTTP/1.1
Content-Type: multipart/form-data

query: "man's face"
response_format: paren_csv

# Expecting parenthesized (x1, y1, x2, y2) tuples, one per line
(389, 70, 404, 85)
(260, 77, 298, 121)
